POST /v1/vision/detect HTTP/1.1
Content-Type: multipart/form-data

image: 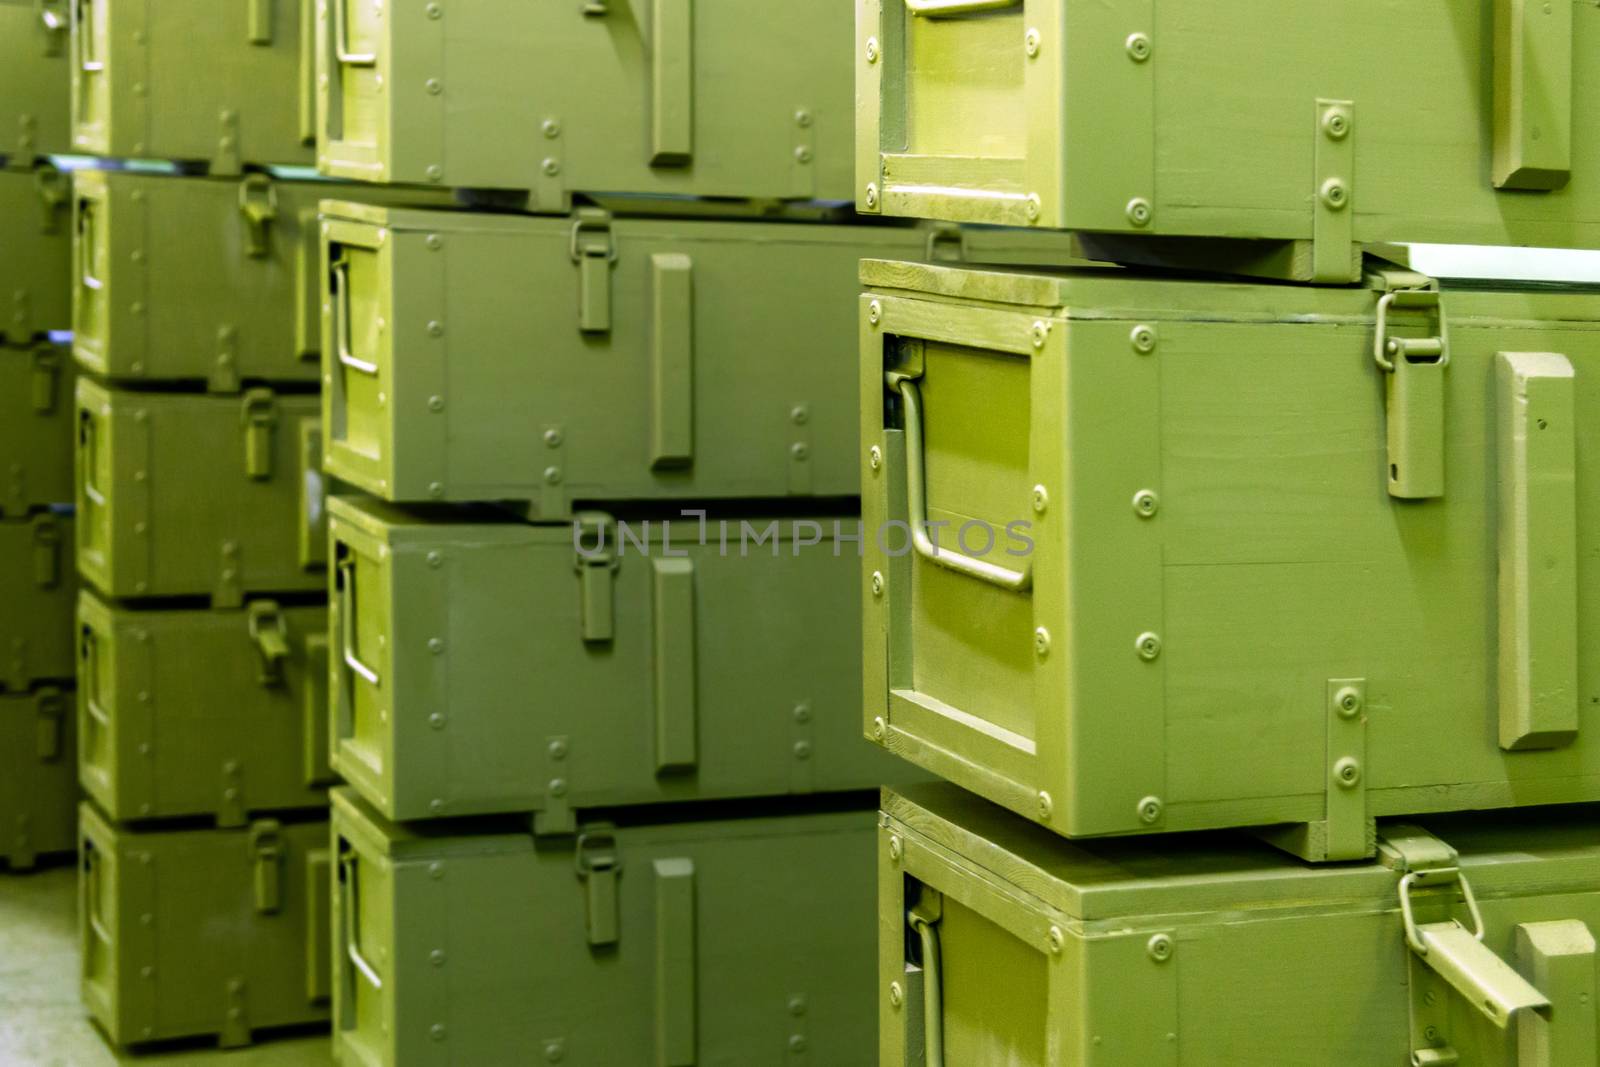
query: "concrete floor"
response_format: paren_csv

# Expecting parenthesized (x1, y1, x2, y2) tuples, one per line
(0, 862, 332, 1067)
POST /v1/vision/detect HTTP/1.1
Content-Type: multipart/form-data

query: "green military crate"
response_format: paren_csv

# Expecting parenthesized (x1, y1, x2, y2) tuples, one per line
(72, 170, 450, 390)
(78, 590, 330, 826)
(0, 0, 69, 160)
(1, 511, 75, 692)
(1, 341, 72, 516)
(1, 685, 75, 869)
(0, 162, 70, 344)
(316, 0, 853, 201)
(332, 787, 876, 1066)
(863, 257, 1600, 860)
(859, 0, 1600, 282)
(320, 204, 944, 509)
(69, 0, 313, 169)
(329, 495, 899, 828)
(79, 803, 331, 1048)
(75, 378, 324, 604)
(882, 784, 1600, 1067)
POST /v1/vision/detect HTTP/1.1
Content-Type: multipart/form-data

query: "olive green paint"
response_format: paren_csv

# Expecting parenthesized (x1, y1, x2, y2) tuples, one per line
(0, 511, 76, 692)
(71, 170, 451, 391)
(70, 0, 315, 169)
(881, 783, 1600, 1066)
(332, 787, 877, 1066)
(328, 495, 909, 826)
(320, 204, 943, 510)
(0, 341, 73, 516)
(316, 0, 854, 200)
(75, 378, 325, 604)
(858, 0, 1600, 272)
(0, 685, 76, 869)
(0, 164, 69, 344)
(77, 591, 331, 826)
(79, 803, 331, 1049)
(861, 258, 1600, 855)
(0, 0, 70, 160)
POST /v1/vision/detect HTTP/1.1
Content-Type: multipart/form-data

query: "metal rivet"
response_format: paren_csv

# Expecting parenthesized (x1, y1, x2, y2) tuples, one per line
(865, 183, 879, 209)
(427, 551, 443, 568)
(427, 395, 445, 413)
(1025, 193, 1042, 222)
(873, 716, 887, 741)
(1037, 791, 1053, 820)
(1334, 757, 1362, 788)
(789, 996, 807, 1017)
(793, 741, 812, 760)
(869, 445, 882, 471)
(889, 982, 903, 1008)
(542, 158, 561, 177)
(865, 36, 879, 63)
(1032, 485, 1049, 514)
(428, 638, 444, 654)
(1136, 632, 1162, 660)
(544, 429, 563, 447)
(1138, 796, 1164, 824)
(429, 799, 444, 814)
(1048, 925, 1064, 954)
(430, 1024, 447, 1042)
(888, 835, 902, 863)
(428, 481, 446, 499)
(544, 1040, 566, 1063)
(426, 234, 443, 250)
(791, 443, 809, 461)
(1034, 627, 1051, 657)
(793, 704, 812, 724)
(1030, 321, 1050, 348)
(425, 2, 441, 18)
(867, 299, 882, 326)
(1126, 198, 1153, 227)
(795, 110, 813, 128)
(1024, 28, 1041, 57)
(871, 571, 884, 597)
(429, 713, 446, 730)
(549, 739, 568, 759)
(1323, 108, 1351, 140)
(788, 1036, 808, 1055)
(1147, 934, 1174, 962)
(794, 145, 812, 164)
(430, 949, 446, 966)
(542, 119, 561, 138)
(1125, 32, 1152, 61)
(550, 778, 568, 797)
(427, 320, 444, 337)
(1320, 178, 1349, 210)
(425, 165, 443, 183)
(544, 466, 563, 485)
(425, 78, 442, 95)
(1133, 490, 1159, 517)
(1335, 686, 1363, 718)
(1130, 324, 1157, 353)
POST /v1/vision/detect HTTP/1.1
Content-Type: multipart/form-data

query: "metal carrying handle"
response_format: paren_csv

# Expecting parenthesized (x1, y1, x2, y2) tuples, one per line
(1399, 868, 1486, 956)
(891, 377, 1033, 592)
(905, 0, 1019, 15)
(332, 0, 376, 64)
(331, 256, 378, 376)
(339, 855, 384, 991)
(82, 846, 112, 952)
(80, 628, 110, 728)
(77, 201, 103, 292)
(336, 557, 381, 686)
(909, 911, 946, 1067)
(78, 411, 106, 508)
(75, 0, 102, 70)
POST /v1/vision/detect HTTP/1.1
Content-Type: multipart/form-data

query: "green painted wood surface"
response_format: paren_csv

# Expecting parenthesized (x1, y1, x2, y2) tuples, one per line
(0, 512, 75, 692)
(858, 0, 1600, 253)
(71, 171, 451, 390)
(0, 0, 70, 159)
(0, 341, 73, 517)
(320, 204, 939, 510)
(75, 378, 325, 603)
(77, 591, 330, 825)
(0, 164, 69, 344)
(861, 258, 1600, 848)
(328, 495, 909, 824)
(880, 783, 1600, 1066)
(0, 685, 76, 869)
(316, 0, 854, 201)
(79, 803, 331, 1049)
(331, 787, 877, 1066)
(70, 0, 314, 169)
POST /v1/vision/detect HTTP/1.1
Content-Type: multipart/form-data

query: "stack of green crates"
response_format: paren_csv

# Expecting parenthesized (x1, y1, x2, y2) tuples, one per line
(858, 2, 1600, 1063)
(308, 3, 959, 1062)
(60, 3, 453, 1051)
(0, 0, 76, 874)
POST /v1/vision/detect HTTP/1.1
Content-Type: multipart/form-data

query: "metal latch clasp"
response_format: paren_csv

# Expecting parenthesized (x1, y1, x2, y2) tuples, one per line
(1374, 273, 1449, 500)
(250, 820, 284, 914)
(570, 211, 617, 333)
(240, 388, 278, 480)
(238, 175, 279, 258)
(576, 829, 621, 947)
(574, 513, 620, 643)
(247, 600, 290, 686)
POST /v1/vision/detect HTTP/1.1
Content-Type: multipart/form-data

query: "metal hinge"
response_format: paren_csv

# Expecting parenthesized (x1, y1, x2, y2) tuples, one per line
(1373, 270, 1449, 500)
(1382, 826, 1550, 1065)
(30, 344, 58, 413)
(570, 210, 617, 333)
(247, 600, 290, 686)
(31, 512, 61, 588)
(574, 512, 619, 643)
(240, 388, 278, 480)
(575, 828, 621, 947)
(238, 175, 279, 258)
(250, 820, 284, 914)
